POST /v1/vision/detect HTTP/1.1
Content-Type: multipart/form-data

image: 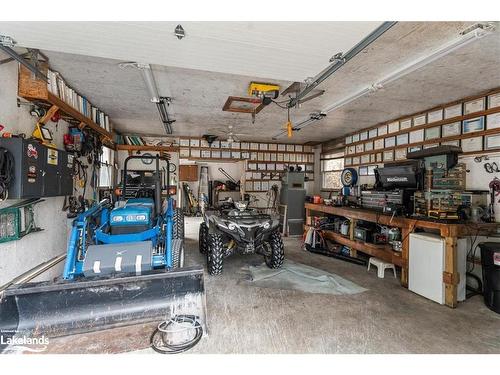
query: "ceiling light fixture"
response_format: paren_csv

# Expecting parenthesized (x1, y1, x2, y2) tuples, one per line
(119, 62, 176, 134)
(323, 22, 495, 114)
(288, 21, 397, 108)
(174, 24, 185, 40)
(273, 22, 496, 139)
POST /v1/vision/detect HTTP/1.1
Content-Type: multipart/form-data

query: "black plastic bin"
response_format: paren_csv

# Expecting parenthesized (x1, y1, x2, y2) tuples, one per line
(478, 242, 500, 314)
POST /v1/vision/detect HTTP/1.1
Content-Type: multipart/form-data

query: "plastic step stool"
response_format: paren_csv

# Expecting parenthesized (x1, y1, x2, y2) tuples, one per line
(367, 257, 397, 279)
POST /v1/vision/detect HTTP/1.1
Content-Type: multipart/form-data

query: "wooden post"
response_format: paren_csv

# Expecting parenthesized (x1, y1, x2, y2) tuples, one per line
(401, 226, 410, 287)
(444, 236, 459, 308)
(349, 218, 357, 258)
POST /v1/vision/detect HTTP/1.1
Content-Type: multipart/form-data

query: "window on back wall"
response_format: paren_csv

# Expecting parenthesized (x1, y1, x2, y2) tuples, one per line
(99, 146, 115, 188)
(321, 150, 344, 190)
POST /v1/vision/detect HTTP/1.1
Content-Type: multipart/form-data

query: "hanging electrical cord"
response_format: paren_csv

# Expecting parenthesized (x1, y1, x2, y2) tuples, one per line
(0, 147, 15, 201)
(150, 315, 203, 354)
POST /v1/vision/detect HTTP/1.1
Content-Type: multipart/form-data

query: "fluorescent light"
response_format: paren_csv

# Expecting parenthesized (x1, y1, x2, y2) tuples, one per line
(323, 23, 495, 114)
(136, 63, 161, 103)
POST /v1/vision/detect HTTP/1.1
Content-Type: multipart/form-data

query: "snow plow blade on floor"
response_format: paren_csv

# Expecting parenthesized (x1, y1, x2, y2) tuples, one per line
(0, 266, 205, 352)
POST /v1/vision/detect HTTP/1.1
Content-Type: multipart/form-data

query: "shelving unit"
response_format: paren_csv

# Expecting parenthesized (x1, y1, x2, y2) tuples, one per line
(18, 64, 115, 145)
(343, 88, 500, 168)
(305, 203, 500, 308)
(116, 144, 179, 153)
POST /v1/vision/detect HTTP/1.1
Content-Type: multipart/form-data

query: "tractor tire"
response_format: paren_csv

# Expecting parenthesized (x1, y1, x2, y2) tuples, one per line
(207, 233, 224, 275)
(172, 239, 185, 269)
(199, 222, 208, 254)
(173, 208, 185, 240)
(265, 231, 285, 269)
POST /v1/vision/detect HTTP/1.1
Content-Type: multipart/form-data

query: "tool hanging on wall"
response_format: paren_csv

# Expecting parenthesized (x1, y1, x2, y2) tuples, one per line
(0, 147, 15, 201)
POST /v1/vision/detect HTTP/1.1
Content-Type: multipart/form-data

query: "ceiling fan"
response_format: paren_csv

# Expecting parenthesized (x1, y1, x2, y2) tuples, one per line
(207, 125, 250, 144)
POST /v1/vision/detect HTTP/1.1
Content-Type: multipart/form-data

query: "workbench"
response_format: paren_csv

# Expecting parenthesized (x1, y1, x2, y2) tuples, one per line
(304, 203, 500, 308)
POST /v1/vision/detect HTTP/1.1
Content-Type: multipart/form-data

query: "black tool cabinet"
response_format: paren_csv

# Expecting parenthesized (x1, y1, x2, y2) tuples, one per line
(0, 137, 74, 199)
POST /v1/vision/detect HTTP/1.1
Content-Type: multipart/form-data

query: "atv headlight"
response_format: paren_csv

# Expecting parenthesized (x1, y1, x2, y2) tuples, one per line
(228, 223, 236, 230)
(262, 221, 270, 229)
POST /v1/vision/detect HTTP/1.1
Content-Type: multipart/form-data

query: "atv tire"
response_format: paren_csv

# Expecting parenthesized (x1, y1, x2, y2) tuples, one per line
(172, 239, 185, 269)
(199, 222, 208, 254)
(173, 208, 185, 240)
(265, 231, 285, 269)
(207, 233, 224, 275)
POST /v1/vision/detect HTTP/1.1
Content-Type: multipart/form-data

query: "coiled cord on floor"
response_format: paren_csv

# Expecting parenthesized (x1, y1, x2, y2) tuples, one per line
(150, 314, 203, 354)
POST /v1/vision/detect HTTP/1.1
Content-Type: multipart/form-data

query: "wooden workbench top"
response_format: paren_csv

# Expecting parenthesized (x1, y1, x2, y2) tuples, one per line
(305, 203, 500, 237)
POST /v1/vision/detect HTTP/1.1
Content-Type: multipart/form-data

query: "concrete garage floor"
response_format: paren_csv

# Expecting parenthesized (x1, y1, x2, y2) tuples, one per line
(41, 217, 500, 354)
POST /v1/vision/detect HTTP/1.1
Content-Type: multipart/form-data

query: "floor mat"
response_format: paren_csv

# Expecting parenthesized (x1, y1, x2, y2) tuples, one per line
(240, 260, 367, 295)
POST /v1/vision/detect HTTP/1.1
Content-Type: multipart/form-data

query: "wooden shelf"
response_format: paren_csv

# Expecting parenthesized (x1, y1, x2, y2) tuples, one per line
(116, 144, 179, 152)
(344, 87, 500, 146)
(18, 64, 114, 144)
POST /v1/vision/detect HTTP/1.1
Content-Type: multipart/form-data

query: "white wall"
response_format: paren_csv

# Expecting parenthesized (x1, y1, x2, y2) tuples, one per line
(0, 62, 72, 284)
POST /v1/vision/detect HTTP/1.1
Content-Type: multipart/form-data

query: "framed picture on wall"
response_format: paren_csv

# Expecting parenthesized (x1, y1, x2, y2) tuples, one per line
(211, 150, 221, 158)
(444, 104, 462, 119)
(190, 139, 200, 147)
(352, 133, 360, 143)
(259, 143, 268, 151)
(355, 144, 364, 153)
(388, 121, 399, 133)
(378, 125, 388, 136)
(409, 129, 424, 143)
(462, 116, 485, 133)
(345, 135, 352, 144)
(360, 131, 368, 141)
(374, 139, 384, 150)
(179, 148, 190, 158)
(250, 142, 259, 150)
(361, 155, 370, 164)
(365, 141, 373, 151)
(488, 93, 500, 109)
(190, 149, 201, 158)
(384, 136, 396, 148)
(485, 135, 500, 150)
(383, 150, 394, 161)
(367, 165, 377, 175)
(179, 139, 190, 147)
(344, 157, 352, 166)
(376, 153, 383, 162)
(268, 143, 277, 151)
(441, 140, 460, 147)
(396, 133, 409, 145)
(368, 128, 378, 138)
(359, 166, 368, 176)
(442, 121, 461, 137)
(221, 151, 231, 158)
(240, 142, 249, 149)
(412, 115, 426, 127)
(201, 150, 211, 158)
(487, 113, 500, 129)
(352, 156, 360, 165)
(425, 126, 441, 140)
(231, 151, 241, 159)
(395, 148, 407, 160)
(464, 97, 485, 115)
(427, 109, 443, 123)
(401, 118, 413, 129)
(461, 136, 483, 152)
(278, 144, 286, 151)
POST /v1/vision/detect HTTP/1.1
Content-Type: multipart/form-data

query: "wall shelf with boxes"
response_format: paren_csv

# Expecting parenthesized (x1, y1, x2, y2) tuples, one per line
(18, 64, 115, 145)
(178, 137, 315, 192)
(342, 88, 500, 168)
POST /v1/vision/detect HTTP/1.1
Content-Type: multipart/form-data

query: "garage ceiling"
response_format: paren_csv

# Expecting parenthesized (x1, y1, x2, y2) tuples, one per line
(1, 21, 499, 143)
